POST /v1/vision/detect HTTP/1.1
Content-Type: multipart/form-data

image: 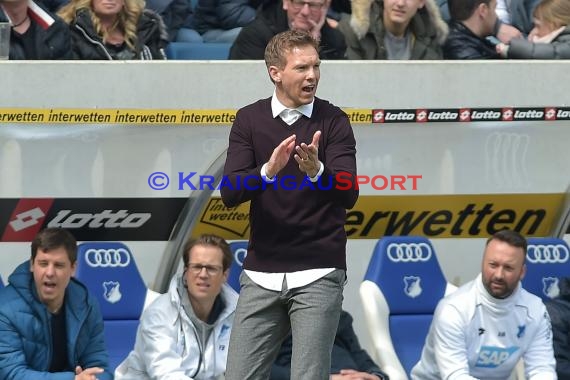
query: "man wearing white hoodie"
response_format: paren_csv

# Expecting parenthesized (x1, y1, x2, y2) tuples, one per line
(115, 234, 238, 380)
(411, 230, 557, 380)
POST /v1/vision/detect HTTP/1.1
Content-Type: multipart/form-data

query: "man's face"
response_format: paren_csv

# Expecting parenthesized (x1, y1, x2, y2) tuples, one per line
(481, 239, 526, 299)
(481, 0, 498, 37)
(269, 44, 320, 108)
(185, 245, 228, 305)
(31, 247, 76, 313)
(383, 0, 425, 30)
(92, 0, 124, 17)
(283, 0, 328, 31)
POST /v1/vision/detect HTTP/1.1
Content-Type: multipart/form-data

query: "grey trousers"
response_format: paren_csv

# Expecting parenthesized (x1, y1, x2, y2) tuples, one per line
(225, 270, 345, 380)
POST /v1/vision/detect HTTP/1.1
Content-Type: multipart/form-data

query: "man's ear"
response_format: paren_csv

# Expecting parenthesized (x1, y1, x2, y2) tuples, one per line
(269, 66, 281, 83)
(71, 261, 77, 277)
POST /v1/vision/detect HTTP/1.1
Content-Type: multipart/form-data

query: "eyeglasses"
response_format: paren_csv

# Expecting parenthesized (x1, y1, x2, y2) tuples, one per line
(289, 0, 326, 11)
(188, 263, 223, 276)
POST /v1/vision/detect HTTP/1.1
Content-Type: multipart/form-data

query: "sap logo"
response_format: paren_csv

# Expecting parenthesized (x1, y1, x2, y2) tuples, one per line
(476, 346, 518, 368)
(403, 276, 422, 298)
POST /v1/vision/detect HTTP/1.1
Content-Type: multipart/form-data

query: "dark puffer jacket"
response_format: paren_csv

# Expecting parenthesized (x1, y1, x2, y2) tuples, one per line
(444, 21, 500, 59)
(507, 27, 570, 59)
(0, 0, 71, 59)
(69, 8, 168, 59)
(546, 277, 570, 379)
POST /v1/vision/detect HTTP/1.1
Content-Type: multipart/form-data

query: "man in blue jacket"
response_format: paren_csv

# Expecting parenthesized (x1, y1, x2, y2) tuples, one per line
(0, 228, 111, 380)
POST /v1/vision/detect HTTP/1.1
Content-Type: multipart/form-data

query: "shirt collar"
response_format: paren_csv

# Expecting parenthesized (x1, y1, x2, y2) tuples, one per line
(271, 91, 314, 119)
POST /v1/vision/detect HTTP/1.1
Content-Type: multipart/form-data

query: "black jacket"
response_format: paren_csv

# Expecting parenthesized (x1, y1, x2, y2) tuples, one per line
(270, 311, 389, 380)
(546, 277, 570, 379)
(229, 0, 346, 59)
(69, 8, 168, 59)
(443, 21, 499, 59)
(0, 1, 71, 59)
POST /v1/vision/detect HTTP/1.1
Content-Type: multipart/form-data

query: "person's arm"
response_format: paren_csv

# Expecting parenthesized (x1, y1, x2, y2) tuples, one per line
(316, 113, 359, 209)
(505, 36, 570, 59)
(546, 301, 570, 378)
(522, 304, 557, 379)
(221, 110, 297, 207)
(135, 304, 195, 379)
(335, 313, 388, 378)
(218, 0, 256, 29)
(75, 299, 113, 380)
(430, 303, 478, 379)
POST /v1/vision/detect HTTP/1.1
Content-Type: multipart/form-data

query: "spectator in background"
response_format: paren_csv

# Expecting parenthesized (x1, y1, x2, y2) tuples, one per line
(411, 230, 556, 380)
(336, 0, 448, 59)
(545, 277, 570, 379)
(229, 0, 347, 59)
(191, 0, 256, 43)
(270, 310, 389, 380)
(115, 234, 238, 379)
(0, 228, 111, 380)
(436, 0, 535, 43)
(145, 0, 190, 41)
(0, 0, 71, 59)
(496, 0, 570, 58)
(443, 0, 500, 58)
(58, 0, 168, 59)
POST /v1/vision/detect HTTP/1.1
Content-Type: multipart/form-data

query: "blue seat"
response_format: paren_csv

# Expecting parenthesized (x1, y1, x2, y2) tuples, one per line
(228, 241, 247, 292)
(165, 42, 232, 60)
(360, 236, 457, 380)
(522, 237, 570, 301)
(0, 274, 4, 289)
(75, 242, 159, 372)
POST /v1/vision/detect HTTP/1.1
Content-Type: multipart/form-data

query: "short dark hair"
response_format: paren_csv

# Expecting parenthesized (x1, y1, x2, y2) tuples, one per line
(182, 234, 233, 271)
(264, 30, 320, 70)
(31, 228, 78, 263)
(448, 0, 491, 21)
(486, 229, 527, 254)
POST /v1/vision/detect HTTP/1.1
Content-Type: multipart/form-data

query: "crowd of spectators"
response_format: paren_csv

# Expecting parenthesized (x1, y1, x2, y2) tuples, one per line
(1, 0, 569, 59)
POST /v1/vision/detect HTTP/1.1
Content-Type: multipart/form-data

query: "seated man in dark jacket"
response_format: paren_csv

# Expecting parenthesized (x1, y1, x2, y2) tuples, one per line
(270, 310, 389, 380)
(0, 228, 112, 380)
(546, 277, 570, 380)
(229, 0, 346, 59)
(0, 0, 71, 59)
(443, 0, 501, 59)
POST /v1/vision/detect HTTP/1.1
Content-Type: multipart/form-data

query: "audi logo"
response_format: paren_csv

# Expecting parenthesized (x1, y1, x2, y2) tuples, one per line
(386, 242, 432, 262)
(85, 248, 131, 268)
(527, 244, 569, 264)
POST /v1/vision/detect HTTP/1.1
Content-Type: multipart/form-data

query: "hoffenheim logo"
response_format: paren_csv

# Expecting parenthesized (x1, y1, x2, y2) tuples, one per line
(404, 276, 422, 298)
(103, 281, 122, 303)
(542, 277, 560, 299)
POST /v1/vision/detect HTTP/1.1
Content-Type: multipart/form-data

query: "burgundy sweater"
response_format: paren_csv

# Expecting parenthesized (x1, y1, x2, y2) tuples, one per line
(221, 97, 358, 272)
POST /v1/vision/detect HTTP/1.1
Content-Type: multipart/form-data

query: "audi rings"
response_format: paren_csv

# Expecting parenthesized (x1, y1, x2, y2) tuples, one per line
(526, 244, 569, 264)
(85, 248, 131, 268)
(386, 242, 432, 262)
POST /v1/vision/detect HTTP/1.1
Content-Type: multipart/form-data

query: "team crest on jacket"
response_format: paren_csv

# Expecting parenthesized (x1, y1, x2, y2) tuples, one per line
(103, 281, 122, 303)
(403, 276, 422, 298)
